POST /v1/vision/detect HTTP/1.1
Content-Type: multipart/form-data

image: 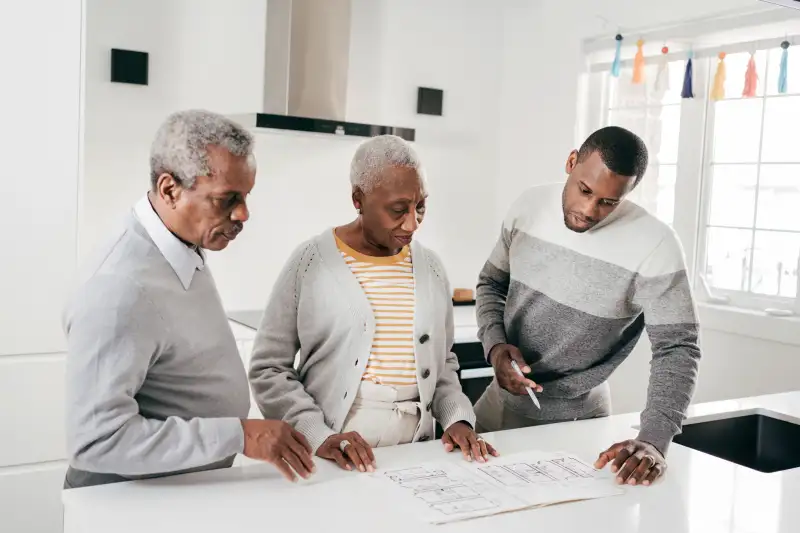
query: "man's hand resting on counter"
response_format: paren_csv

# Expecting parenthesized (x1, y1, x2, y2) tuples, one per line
(489, 344, 543, 396)
(241, 420, 316, 482)
(317, 432, 376, 473)
(595, 439, 666, 486)
(442, 421, 500, 463)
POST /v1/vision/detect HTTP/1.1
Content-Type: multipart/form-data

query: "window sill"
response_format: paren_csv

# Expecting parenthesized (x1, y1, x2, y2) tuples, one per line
(698, 302, 800, 347)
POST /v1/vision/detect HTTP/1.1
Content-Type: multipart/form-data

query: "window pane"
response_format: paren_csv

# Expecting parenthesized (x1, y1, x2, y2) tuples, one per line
(608, 105, 680, 165)
(711, 99, 763, 163)
(705, 227, 753, 291)
(755, 164, 800, 231)
(708, 164, 758, 227)
(766, 47, 800, 96)
(608, 61, 685, 108)
(655, 165, 676, 225)
(761, 96, 800, 163)
(656, 105, 680, 165)
(751, 231, 800, 298)
(722, 51, 767, 99)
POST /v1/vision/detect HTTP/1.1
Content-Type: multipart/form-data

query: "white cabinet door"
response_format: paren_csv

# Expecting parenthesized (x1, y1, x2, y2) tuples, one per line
(0, 0, 82, 356)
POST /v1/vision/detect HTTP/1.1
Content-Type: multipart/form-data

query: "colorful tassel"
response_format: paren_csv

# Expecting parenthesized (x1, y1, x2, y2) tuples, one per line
(654, 45, 671, 93)
(779, 41, 790, 94)
(742, 53, 758, 97)
(681, 51, 694, 98)
(711, 52, 727, 101)
(611, 34, 623, 77)
(632, 39, 646, 84)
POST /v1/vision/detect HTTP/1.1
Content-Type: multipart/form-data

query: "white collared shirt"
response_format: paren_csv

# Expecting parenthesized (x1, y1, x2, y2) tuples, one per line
(133, 195, 205, 290)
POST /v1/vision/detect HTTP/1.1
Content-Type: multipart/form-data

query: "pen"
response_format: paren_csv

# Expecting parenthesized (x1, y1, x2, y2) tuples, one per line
(510, 359, 540, 409)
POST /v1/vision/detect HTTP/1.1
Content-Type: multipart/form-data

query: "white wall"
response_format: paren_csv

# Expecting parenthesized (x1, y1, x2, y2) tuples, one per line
(81, 0, 504, 310)
(0, 0, 82, 532)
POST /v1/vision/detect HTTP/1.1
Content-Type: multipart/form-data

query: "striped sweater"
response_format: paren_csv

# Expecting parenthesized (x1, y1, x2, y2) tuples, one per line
(336, 234, 418, 386)
(477, 183, 701, 454)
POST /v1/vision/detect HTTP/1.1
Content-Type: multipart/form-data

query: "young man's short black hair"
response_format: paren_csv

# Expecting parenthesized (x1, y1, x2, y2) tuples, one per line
(576, 126, 649, 187)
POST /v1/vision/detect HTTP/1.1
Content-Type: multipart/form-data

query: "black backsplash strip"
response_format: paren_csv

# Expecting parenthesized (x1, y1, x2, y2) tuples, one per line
(255, 113, 415, 141)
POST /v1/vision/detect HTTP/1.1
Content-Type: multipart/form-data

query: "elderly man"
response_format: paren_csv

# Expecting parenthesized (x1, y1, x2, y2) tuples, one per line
(474, 126, 701, 487)
(63, 110, 314, 489)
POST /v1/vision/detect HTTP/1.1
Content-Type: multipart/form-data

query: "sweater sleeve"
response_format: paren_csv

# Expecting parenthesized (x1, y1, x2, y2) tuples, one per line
(64, 275, 244, 476)
(248, 243, 335, 453)
(426, 251, 477, 431)
(632, 231, 701, 455)
(476, 215, 516, 360)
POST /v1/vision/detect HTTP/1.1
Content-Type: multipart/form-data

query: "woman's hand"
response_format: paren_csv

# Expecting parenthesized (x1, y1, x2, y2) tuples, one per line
(317, 432, 376, 472)
(441, 422, 499, 463)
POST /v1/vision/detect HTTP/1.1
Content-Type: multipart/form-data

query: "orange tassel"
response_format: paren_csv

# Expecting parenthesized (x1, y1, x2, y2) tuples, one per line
(711, 52, 727, 101)
(742, 53, 758, 98)
(632, 39, 646, 84)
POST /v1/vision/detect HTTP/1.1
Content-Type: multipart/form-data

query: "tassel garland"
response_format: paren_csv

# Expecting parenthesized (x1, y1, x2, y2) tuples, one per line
(742, 53, 758, 98)
(711, 52, 727, 101)
(654, 45, 671, 94)
(611, 34, 623, 77)
(681, 51, 694, 98)
(632, 39, 646, 83)
(779, 41, 790, 94)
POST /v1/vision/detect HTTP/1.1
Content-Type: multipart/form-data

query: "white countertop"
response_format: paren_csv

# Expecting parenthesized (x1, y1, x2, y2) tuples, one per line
(63, 391, 800, 533)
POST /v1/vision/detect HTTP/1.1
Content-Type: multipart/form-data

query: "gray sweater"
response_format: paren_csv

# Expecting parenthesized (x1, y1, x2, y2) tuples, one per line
(477, 184, 701, 453)
(248, 230, 476, 453)
(62, 204, 250, 488)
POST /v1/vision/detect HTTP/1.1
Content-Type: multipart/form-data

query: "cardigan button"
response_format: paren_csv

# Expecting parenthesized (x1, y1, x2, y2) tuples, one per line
(421, 368, 430, 379)
(419, 334, 430, 344)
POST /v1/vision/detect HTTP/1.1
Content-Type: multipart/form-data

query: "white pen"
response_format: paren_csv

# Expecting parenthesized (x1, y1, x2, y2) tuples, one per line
(510, 359, 540, 409)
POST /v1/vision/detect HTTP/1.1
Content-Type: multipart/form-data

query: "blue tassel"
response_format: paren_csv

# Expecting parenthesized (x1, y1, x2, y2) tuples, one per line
(779, 41, 789, 94)
(681, 51, 694, 98)
(611, 34, 623, 77)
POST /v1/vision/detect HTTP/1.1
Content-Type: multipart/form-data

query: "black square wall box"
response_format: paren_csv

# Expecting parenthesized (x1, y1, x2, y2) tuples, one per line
(110, 49, 149, 85)
(417, 87, 443, 116)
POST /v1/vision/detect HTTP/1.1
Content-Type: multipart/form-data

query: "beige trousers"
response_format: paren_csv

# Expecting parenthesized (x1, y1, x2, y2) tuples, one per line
(340, 381, 421, 447)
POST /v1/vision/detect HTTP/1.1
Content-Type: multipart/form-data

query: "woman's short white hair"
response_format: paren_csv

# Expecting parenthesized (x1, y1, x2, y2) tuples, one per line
(150, 109, 255, 189)
(350, 135, 424, 193)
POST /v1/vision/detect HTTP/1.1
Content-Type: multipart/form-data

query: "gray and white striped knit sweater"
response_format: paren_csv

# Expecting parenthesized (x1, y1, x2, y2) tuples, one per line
(477, 183, 701, 453)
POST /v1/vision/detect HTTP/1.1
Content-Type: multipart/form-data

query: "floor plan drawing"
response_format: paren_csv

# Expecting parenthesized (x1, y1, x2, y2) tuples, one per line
(370, 451, 624, 524)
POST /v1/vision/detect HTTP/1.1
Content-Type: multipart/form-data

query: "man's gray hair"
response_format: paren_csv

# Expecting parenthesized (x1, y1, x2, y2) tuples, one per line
(350, 135, 423, 192)
(150, 109, 255, 189)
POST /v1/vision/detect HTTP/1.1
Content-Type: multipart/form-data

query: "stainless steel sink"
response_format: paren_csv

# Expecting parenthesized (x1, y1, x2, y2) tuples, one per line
(674, 410, 800, 473)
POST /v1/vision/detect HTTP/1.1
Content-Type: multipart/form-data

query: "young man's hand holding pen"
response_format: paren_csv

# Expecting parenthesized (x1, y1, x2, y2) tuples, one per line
(488, 344, 543, 396)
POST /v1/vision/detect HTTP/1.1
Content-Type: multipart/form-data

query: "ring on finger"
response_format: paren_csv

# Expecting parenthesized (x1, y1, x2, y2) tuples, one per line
(339, 439, 351, 453)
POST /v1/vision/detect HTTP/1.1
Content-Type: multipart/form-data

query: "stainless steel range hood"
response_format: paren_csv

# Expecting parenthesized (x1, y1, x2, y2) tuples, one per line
(232, 0, 415, 141)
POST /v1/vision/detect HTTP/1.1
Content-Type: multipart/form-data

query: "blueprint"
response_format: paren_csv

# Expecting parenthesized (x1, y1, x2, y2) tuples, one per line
(371, 450, 623, 524)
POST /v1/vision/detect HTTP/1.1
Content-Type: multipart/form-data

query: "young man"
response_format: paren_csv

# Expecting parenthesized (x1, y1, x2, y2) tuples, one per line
(474, 126, 700, 487)
(63, 110, 314, 488)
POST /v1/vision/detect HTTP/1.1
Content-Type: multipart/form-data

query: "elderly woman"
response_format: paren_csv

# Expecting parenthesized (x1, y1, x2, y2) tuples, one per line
(249, 135, 497, 473)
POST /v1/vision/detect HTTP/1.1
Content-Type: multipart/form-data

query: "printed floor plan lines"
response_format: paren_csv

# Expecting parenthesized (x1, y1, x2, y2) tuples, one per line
(371, 452, 623, 524)
(477, 456, 599, 487)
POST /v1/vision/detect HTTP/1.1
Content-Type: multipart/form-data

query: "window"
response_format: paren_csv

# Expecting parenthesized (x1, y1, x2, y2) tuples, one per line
(583, 28, 800, 314)
(698, 49, 800, 311)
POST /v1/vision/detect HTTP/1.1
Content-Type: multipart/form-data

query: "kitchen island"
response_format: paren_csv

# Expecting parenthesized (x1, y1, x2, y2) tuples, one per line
(62, 391, 800, 533)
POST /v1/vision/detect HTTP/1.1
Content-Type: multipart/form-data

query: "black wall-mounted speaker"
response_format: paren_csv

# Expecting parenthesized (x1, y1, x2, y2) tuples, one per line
(110, 49, 149, 85)
(417, 87, 443, 116)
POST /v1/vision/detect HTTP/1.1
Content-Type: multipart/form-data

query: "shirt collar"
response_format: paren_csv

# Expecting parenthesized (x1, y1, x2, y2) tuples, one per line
(134, 194, 205, 290)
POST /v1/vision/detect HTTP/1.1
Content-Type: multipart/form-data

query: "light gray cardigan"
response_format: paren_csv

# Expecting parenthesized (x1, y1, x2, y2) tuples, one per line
(248, 230, 476, 452)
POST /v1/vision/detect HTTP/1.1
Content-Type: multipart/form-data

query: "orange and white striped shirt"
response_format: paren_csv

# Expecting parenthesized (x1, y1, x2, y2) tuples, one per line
(335, 234, 417, 386)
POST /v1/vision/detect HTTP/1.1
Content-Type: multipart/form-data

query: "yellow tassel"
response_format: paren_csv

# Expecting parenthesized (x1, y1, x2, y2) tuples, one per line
(711, 52, 727, 101)
(632, 39, 646, 84)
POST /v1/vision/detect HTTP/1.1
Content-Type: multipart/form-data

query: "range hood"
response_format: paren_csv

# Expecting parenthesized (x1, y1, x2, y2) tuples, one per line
(232, 0, 415, 141)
